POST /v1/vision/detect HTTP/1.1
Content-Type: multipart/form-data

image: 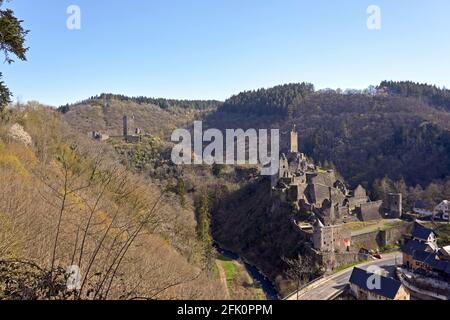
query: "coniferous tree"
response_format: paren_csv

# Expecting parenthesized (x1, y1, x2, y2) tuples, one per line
(195, 191, 214, 270)
(0, 0, 28, 109)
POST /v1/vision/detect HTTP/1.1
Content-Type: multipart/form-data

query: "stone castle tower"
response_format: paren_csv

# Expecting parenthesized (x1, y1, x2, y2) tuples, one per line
(290, 125, 298, 153)
(387, 193, 402, 218)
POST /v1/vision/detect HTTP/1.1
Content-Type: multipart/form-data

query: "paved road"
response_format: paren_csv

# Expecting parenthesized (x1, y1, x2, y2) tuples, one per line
(287, 252, 402, 300)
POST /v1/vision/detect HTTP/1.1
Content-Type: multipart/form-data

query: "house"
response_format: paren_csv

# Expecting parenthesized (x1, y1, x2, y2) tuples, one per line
(401, 224, 450, 281)
(434, 200, 450, 221)
(413, 200, 434, 218)
(402, 223, 438, 269)
(402, 239, 437, 269)
(438, 246, 450, 261)
(414, 199, 450, 221)
(349, 267, 410, 300)
(411, 223, 437, 244)
(410, 250, 450, 280)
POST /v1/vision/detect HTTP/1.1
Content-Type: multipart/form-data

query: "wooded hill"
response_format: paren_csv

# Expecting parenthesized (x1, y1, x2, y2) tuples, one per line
(60, 81, 450, 209)
(208, 82, 450, 207)
(0, 104, 228, 300)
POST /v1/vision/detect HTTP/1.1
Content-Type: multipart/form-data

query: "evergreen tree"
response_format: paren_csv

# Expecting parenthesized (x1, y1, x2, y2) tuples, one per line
(195, 191, 214, 270)
(0, 0, 28, 109)
(176, 178, 186, 208)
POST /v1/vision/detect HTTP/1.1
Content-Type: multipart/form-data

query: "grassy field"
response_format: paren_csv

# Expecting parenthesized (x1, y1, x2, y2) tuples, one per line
(216, 255, 266, 300)
(218, 256, 238, 282)
(346, 219, 406, 234)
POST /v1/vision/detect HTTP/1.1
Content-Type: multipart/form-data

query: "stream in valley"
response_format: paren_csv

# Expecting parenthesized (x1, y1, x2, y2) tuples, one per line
(214, 244, 279, 300)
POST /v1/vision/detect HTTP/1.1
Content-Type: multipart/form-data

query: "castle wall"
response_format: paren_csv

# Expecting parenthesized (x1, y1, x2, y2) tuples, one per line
(348, 197, 368, 210)
(358, 201, 383, 221)
(307, 183, 331, 206)
(386, 193, 402, 218)
(307, 247, 368, 272)
(351, 222, 412, 250)
(313, 224, 351, 253)
(307, 171, 336, 188)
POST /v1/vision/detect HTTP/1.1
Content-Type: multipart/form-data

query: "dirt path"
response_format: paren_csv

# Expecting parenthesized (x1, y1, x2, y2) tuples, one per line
(216, 261, 230, 299)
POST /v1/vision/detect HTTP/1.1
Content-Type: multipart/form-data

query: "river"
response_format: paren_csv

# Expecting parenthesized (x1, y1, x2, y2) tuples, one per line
(214, 244, 279, 300)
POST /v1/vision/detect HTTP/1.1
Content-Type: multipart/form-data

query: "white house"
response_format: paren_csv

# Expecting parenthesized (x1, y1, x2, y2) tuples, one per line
(434, 200, 450, 221)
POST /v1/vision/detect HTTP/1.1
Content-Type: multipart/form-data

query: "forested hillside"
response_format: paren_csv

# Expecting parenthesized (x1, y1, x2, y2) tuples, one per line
(60, 83, 450, 210)
(0, 104, 227, 300)
(59, 94, 220, 139)
(57, 82, 450, 297)
(209, 82, 450, 209)
(379, 80, 450, 112)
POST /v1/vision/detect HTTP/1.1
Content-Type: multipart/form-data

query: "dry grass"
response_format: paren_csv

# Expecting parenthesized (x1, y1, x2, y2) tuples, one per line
(0, 105, 226, 300)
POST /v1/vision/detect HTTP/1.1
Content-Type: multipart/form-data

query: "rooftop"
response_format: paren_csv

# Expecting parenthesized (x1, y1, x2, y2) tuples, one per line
(412, 223, 435, 242)
(402, 239, 437, 256)
(349, 267, 402, 299)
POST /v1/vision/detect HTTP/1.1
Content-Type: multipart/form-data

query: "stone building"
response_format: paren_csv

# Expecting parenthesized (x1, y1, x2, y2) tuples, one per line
(357, 201, 383, 221)
(122, 115, 141, 143)
(312, 218, 351, 253)
(272, 126, 406, 270)
(402, 223, 438, 269)
(349, 267, 410, 300)
(272, 126, 376, 225)
(386, 193, 402, 218)
(90, 131, 109, 141)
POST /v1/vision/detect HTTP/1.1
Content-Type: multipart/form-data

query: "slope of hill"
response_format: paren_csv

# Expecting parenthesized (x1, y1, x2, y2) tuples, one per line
(57, 83, 450, 299)
(0, 104, 227, 300)
(207, 82, 450, 194)
(59, 94, 220, 139)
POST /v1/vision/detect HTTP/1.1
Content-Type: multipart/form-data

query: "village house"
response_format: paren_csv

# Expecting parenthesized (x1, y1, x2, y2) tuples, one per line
(413, 199, 450, 221)
(401, 223, 450, 281)
(434, 200, 450, 221)
(349, 267, 410, 300)
(411, 223, 437, 244)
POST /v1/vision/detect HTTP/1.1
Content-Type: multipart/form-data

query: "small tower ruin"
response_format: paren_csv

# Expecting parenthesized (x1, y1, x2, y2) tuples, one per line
(290, 125, 298, 154)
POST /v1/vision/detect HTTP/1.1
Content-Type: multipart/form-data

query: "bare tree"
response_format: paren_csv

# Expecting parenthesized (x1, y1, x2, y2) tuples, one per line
(283, 254, 318, 300)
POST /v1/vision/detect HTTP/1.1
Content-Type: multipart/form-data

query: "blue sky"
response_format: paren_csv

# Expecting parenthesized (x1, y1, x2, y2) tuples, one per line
(2, 0, 450, 106)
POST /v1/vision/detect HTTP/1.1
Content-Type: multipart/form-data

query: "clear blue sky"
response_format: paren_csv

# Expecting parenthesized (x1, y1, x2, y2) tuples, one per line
(3, 0, 450, 106)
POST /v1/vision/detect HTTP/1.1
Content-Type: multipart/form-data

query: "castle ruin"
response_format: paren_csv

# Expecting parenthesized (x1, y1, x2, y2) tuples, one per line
(271, 126, 403, 269)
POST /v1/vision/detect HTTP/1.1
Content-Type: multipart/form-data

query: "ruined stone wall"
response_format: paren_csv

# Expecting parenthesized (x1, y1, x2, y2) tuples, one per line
(309, 249, 367, 272)
(308, 171, 336, 187)
(359, 201, 383, 221)
(351, 230, 381, 250)
(381, 222, 412, 246)
(351, 222, 413, 250)
(307, 184, 331, 206)
(386, 193, 402, 218)
(313, 224, 351, 253)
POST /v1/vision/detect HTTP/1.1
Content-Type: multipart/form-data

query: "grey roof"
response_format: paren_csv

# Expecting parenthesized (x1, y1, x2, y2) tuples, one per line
(413, 250, 436, 264)
(414, 200, 431, 210)
(349, 267, 402, 299)
(412, 223, 434, 241)
(402, 239, 435, 256)
(413, 251, 450, 275)
(314, 218, 324, 228)
(446, 264, 450, 275)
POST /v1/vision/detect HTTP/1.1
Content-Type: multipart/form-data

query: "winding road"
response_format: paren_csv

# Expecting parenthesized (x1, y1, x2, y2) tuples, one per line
(286, 252, 402, 300)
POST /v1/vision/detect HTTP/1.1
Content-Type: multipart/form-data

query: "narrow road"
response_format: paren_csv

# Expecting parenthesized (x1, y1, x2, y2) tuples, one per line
(286, 252, 402, 300)
(216, 260, 231, 299)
